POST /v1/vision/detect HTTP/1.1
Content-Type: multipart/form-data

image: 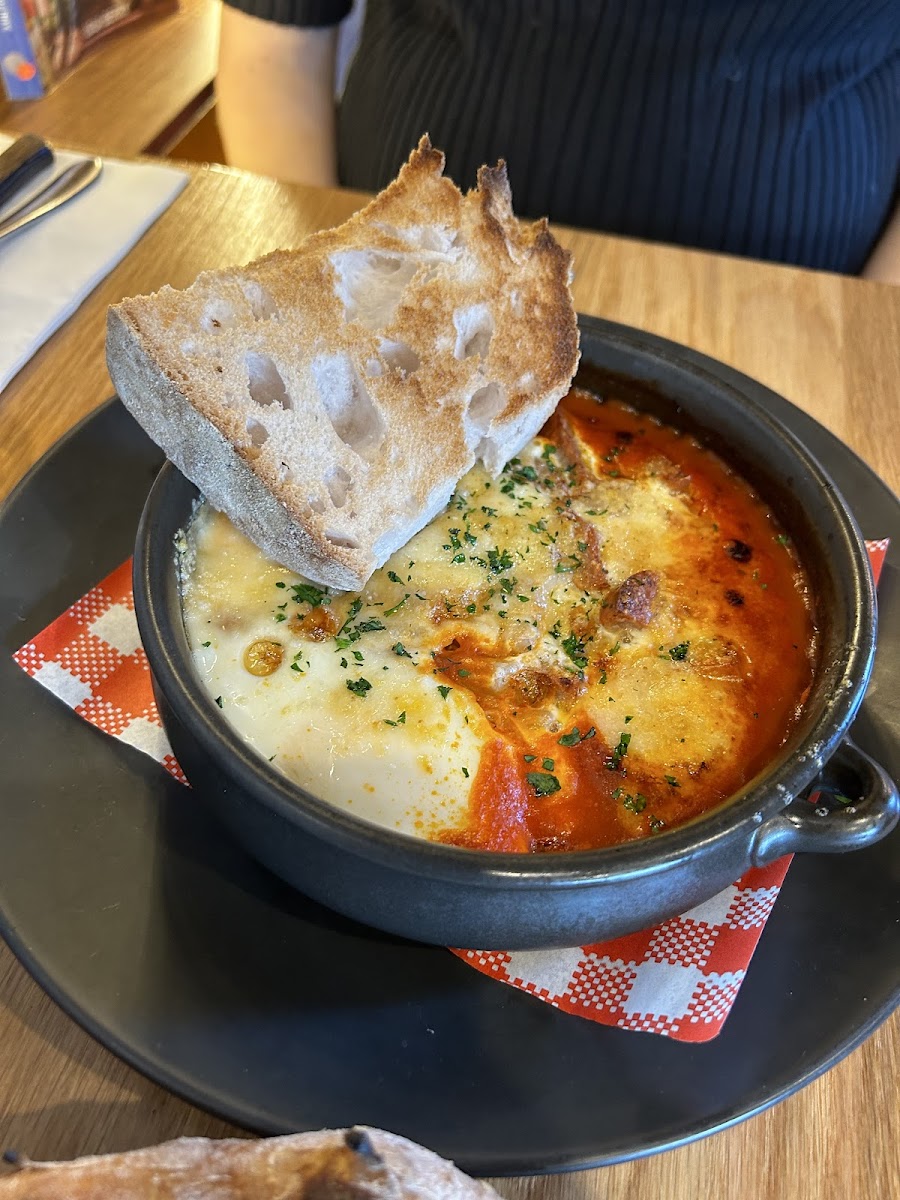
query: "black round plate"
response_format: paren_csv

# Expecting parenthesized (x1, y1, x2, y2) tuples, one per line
(1, 325, 898, 1177)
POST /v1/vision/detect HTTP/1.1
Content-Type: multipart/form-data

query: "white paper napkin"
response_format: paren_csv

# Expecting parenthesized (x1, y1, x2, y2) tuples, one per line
(0, 133, 188, 393)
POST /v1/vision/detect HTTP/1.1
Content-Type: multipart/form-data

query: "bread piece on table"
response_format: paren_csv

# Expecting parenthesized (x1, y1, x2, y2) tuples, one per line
(0, 1126, 500, 1198)
(106, 135, 579, 590)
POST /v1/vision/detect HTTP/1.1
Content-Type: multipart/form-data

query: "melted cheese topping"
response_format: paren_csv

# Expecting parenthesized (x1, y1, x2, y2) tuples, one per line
(181, 390, 816, 852)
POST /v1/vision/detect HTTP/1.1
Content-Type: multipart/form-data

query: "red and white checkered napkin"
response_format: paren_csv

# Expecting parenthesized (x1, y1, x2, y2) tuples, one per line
(13, 541, 890, 1043)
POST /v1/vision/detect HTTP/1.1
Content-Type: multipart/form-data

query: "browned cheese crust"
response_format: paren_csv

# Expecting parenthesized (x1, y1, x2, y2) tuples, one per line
(0, 1127, 500, 1199)
(106, 135, 579, 589)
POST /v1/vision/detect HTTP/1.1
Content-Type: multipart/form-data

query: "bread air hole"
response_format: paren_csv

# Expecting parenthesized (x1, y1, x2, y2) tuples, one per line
(245, 417, 269, 448)
(311, 353, 386, 457)
(246, 352, 291, 409)
(468, 381, 506, 433)
(325, 532, 360, 550)
(379, 339, 421, 376)
(325, 465, 353, 508)
(241, 281, 278, 320)
(453, 305, 494, 360)
(330, 249, 419, 330)
(308, 495, 326, 515)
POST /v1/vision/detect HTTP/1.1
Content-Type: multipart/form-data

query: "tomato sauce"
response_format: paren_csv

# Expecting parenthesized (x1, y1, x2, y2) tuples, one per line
(436, 389, 817, 852)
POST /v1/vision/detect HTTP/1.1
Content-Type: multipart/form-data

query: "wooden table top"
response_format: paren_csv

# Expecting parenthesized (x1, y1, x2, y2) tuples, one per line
(0, 0, 218, 157)
(0, 163, 898, 1199)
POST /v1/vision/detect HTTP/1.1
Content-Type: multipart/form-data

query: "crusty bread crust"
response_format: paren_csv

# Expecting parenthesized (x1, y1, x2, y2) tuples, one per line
(107, 135, 580, 590)
(0, 1126, 500, 1198)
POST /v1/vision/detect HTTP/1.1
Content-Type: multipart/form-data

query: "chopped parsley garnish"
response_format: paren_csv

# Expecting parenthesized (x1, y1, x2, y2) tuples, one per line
(524, 754, 537, 763)
(335, 608, 385, 649)
(561, 632, 588, 670)
(668, 641, 690, 661)
(275, 581, 286, 589)
(437, 684, 452, 699)
(292, 583, 327, 608)
(214, 696, 223, 708)
(346, 678, 372, 697)
(622, 792, 648, 814)
(526, 771, 561, 797)
(392, 642, 411, 658)
(384, 594, 409, 616)
(387, 570, 403, 583)
(383, 710, 407, 726)
(608, 731, 631, 770)
(462, 767, 470, 778)
(338, 597, 362, 630)
(542, 757, 555, 771)
(487, 547, 514, 574)
(664, 774, 681, 787)
(558, 726, 596, 747)
(201, 640, 211, 648)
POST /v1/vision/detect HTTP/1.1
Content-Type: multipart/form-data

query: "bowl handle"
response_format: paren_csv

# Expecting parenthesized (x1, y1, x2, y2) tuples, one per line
(751, 737, 900, 866)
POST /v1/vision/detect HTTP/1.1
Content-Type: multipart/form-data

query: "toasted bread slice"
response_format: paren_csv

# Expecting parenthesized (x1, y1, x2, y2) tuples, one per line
(107, 135, 579, 590)
(0, 1126, 499, 1197)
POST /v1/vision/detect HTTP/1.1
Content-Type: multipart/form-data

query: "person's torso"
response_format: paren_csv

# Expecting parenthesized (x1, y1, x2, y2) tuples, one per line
(338, 0, 900, 272)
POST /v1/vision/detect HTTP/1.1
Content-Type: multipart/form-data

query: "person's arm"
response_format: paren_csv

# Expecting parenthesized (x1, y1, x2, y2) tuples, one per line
(216, 4, 339, 187)
(862, 199, 900, 285)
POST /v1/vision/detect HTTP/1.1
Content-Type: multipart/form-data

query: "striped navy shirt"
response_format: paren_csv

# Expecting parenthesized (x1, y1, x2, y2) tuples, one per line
(224, 0, 900, 273)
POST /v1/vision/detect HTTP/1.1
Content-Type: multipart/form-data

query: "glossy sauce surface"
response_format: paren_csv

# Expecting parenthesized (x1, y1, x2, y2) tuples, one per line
(181, 389, 817, 852)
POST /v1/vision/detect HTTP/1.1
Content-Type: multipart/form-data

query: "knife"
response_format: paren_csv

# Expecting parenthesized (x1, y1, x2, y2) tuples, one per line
(0, 133, 54, 212)
(0, 156, 103, 244)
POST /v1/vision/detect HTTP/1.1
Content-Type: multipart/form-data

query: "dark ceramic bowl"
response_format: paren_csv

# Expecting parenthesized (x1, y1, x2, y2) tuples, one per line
(133, 315, 899, 950)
